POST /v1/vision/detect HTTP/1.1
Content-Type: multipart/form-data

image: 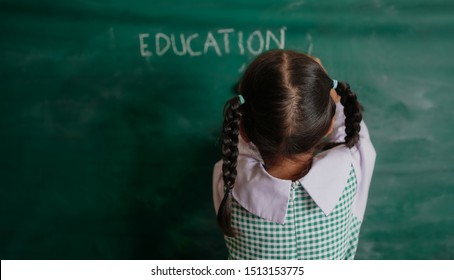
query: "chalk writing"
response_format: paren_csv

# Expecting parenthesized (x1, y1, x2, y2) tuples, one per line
(139, 27, 287, 57)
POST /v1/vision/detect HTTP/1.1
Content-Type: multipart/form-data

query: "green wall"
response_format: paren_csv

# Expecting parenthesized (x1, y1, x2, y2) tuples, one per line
(1, 0, 453, 259)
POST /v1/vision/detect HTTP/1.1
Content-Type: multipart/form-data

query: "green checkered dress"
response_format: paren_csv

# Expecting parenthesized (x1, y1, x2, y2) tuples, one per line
(225, 167, 361, 260)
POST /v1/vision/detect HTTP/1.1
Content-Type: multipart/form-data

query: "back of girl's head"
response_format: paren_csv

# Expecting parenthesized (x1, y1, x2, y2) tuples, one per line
(239, 50, 336, 161)
(218, 50, 363, 237)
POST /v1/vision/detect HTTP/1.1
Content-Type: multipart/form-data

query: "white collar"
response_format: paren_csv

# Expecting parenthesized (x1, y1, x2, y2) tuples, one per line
(232, 138, 354, 224)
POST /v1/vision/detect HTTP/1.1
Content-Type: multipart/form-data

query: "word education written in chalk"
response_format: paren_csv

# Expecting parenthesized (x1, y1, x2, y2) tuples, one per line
(139, 27, 287, 57)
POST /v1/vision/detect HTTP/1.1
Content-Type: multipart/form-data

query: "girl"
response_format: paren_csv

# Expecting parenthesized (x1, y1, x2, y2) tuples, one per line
(212, 50, 376, 259)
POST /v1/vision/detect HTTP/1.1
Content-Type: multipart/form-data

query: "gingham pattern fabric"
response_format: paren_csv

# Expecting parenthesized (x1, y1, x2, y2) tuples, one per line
(225, 166, 361, 260)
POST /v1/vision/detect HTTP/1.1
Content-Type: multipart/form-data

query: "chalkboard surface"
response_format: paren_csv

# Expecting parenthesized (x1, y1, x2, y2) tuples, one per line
(1, 0, 453, 259)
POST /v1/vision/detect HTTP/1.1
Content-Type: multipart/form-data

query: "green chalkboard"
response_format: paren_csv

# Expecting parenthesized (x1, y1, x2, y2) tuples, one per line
(1, 0, 453, 259)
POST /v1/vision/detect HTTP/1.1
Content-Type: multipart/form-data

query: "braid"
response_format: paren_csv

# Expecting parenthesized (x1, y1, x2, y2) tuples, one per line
(336, 82, 363, 148)
(217, 96, 242, 237)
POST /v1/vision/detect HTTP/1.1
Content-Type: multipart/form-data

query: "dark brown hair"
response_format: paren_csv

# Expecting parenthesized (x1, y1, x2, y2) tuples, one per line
(217, 50, 363, 237)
